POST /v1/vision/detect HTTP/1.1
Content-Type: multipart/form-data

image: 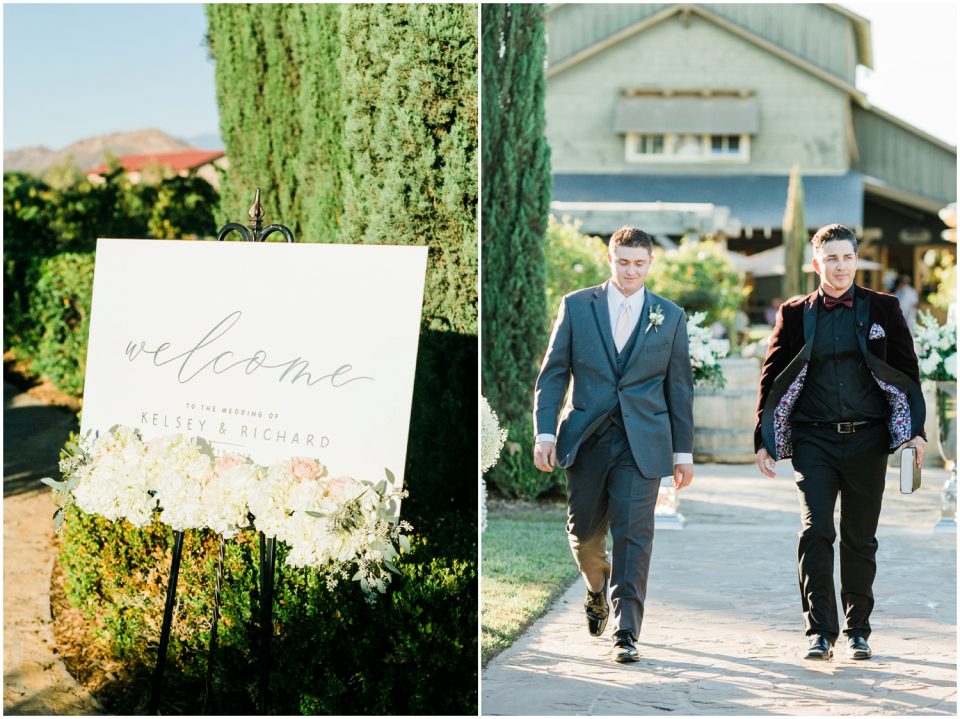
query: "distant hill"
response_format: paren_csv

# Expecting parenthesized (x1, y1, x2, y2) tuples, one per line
(3, 129, 203, 176)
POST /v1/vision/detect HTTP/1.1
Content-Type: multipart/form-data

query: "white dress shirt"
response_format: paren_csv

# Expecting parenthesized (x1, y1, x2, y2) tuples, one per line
(537, 282, 692, 466)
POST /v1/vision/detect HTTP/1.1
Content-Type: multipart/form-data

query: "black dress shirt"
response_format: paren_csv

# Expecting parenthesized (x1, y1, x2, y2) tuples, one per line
(792, 288, 889, 423)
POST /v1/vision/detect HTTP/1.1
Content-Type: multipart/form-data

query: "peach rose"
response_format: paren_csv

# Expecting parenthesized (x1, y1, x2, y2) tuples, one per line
(288, 457, 328, 483)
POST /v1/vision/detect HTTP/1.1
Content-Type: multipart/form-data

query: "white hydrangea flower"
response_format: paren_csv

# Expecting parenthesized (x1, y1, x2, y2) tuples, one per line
(247, 463, 296, 539)
(480, 395, 507, 474)
(203, 455, 259, 536)
(72, 426, 158, 527)
(150, 434, 215, 532)
(685, 312, 729, 387)
(920, 353, 942, 378)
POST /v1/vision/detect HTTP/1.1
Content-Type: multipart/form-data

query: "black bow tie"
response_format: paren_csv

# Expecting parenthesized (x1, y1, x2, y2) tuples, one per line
(823, 293, 853, 311)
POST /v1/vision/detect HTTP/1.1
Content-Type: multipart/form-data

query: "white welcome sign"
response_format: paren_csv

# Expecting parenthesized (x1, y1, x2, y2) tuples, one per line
(81, 238, 428, 488)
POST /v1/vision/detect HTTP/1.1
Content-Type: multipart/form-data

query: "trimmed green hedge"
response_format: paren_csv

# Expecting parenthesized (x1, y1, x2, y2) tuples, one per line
(3, 171, 218, 352)
(486, 416, 565, 500)
(60, 505, 477, 714)
(14, 252, 95, 397)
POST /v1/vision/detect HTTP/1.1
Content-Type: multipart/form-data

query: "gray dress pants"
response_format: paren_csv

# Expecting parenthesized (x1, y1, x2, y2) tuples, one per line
(565, 421, 661, 639)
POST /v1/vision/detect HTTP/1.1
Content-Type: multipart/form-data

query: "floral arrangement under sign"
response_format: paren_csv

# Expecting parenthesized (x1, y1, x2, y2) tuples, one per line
(44, 426, 411, 600)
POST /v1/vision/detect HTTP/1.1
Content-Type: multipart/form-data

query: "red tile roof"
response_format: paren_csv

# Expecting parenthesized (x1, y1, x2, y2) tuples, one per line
(87, 150, 224, 176)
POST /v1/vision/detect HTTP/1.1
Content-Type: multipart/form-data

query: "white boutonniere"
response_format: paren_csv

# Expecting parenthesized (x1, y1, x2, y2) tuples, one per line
(645, 304, 665, 334)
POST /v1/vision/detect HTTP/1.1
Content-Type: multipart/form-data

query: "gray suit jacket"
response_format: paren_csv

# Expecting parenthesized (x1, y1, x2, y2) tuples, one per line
(534, 281, 695, 478)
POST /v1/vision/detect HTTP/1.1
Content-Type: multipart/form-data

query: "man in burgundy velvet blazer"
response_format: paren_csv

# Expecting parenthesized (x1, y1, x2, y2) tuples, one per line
(754, 224, 926, 662)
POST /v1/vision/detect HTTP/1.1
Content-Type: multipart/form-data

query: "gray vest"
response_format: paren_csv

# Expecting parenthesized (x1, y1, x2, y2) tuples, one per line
(607, 313, 644, 429)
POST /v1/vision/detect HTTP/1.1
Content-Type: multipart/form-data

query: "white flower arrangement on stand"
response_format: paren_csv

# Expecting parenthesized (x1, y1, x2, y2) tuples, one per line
(914, 309, 957, 381)
(686, 311, 730, 389)
(67, 426, 157, 528)
(45, 426, 410, 600)
(480, 395, 508, 532)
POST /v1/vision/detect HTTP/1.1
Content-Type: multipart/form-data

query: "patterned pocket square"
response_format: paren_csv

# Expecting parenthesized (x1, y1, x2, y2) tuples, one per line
(868, 323, 886, 340)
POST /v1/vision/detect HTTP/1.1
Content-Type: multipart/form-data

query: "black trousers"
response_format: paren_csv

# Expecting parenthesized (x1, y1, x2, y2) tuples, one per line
(791, 423, 890, 642)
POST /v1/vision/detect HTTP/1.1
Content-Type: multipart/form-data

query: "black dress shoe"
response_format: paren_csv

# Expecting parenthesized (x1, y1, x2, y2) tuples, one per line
(612, 629, 639, 663)
(804, 634, 834, 661)
(846, 636, 872, 660)
(584, 584, 609, 637)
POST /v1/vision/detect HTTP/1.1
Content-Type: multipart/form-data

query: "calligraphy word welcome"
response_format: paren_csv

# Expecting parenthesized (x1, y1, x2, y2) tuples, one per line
(125, 311, 373, 388)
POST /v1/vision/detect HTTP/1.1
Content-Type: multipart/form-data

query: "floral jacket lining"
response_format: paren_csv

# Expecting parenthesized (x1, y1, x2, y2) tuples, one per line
(772, 362, 913, 459)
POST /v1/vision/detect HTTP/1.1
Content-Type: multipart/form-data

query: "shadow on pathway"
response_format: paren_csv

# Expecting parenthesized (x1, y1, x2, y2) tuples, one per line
(3, 381, 100, 714)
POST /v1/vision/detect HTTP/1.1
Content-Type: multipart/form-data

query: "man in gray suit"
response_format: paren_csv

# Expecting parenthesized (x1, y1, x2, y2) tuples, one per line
(534, 226, 695, 663)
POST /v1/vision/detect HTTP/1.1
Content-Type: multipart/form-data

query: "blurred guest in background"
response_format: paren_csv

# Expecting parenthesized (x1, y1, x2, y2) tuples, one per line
(765, 297, 783, 326)
(893, 275, 919, 334)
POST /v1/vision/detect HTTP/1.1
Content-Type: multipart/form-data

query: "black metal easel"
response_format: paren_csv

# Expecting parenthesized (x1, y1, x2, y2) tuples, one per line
(147, 189, 294, 715)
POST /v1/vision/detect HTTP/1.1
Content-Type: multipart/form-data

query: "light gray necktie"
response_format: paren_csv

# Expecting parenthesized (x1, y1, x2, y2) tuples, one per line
(614, 300, 633, 352)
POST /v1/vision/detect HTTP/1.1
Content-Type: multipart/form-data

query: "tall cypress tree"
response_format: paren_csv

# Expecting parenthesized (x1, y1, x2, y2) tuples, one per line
(339, 4, 478, 523)
(339, 4, 478, 331)
(480, 4, 551, 426)
(783, 163, 807, 298)
(206, 4, 342, 240)
(285, 4, 343, 241)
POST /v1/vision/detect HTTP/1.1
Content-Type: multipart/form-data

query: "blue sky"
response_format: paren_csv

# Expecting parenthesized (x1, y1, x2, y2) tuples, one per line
(3, 3, 218, 150)
(2, 2, 958, 151)
(845, 1, 957, 145)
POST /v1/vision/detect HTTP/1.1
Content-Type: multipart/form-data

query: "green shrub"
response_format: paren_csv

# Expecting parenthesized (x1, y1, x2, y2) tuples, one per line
(646, 237, 749, 335)
(927, 255, 956, 315)
(59, 504, 477, 715)
(19, 252, 95, 397)
(148, 176, 220, 240)
(544, 215, 608, 331)
(3, 173, 58, 346)
(3, 171, 219, 361)
(487, 417, 565, 500)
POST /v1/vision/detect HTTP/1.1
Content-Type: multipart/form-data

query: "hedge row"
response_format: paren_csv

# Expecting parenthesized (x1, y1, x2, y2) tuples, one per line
(8, 252, 95, 397)
(60, 506, 476, 714)
(3, 171, 218, 351)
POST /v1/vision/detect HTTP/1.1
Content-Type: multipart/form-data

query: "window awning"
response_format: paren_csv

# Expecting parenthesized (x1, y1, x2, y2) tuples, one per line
(552, 173, 864, 231)
(613, 96, 760, 134)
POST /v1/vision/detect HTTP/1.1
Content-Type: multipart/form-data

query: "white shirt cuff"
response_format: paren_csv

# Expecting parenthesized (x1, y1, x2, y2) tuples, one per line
(537, 436, 690, 465)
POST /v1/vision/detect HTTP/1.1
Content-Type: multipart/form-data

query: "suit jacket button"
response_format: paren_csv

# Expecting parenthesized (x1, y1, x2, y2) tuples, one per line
(618, 385, 624, 391)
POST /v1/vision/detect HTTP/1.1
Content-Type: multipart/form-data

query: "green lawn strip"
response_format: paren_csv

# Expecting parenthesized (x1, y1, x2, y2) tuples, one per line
(481, 501, 579, 665)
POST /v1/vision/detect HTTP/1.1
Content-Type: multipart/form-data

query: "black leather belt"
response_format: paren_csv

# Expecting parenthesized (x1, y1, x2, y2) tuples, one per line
(797, 419, 883, 434)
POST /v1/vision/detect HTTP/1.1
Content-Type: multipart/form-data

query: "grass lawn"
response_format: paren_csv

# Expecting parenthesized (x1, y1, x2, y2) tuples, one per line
(481, 500, 579, 665)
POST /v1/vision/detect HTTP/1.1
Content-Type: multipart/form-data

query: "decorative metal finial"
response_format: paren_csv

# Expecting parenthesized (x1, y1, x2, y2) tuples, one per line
(248, 188, 265, 234)
(216, 188, 295, 243)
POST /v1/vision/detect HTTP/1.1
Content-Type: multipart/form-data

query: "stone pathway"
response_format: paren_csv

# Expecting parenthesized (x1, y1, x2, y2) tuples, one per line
(3, 381, 101, 714)
(482, 464, 957, 715)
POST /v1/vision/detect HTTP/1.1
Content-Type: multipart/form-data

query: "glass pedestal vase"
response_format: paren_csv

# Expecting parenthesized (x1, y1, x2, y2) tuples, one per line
(933, 381, 957, 533)
(655, 476, 686, 530)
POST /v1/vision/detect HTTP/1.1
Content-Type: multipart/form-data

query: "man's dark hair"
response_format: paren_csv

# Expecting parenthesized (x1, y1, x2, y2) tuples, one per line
(609, 226, 654, 254)
(810, 223, 858, 254)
